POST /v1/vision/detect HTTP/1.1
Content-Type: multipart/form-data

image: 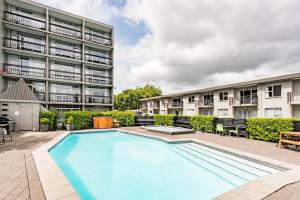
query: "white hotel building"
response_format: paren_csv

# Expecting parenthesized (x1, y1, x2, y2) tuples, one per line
(141, 73, 300, 118)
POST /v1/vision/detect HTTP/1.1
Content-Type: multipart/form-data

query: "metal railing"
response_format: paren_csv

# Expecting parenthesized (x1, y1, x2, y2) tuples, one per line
(196, 99, 214, 107)
(4, 11, 46, 29)
(85, 95, 112, 104)
(85, 74, 112, 85)
(50, 69, 81, 81)
(85, 32, 112, 46)
(171, 101, 183, 108)
(37, 92, 46, 101)
(50, 93, 81, 103)
(4, 63, 45, 77)
(50, 24, 81, 38)
(234, 96, 258, 106)
(85, 53, 112, 65)
(4, 37, 45, 53)
(50, 46, 81, 60)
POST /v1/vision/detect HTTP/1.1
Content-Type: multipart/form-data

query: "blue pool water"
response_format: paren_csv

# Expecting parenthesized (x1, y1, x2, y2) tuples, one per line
(50, 131, 281, 200)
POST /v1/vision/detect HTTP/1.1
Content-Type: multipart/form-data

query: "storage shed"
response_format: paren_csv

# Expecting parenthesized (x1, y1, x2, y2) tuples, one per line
(0, 79, 41, 131)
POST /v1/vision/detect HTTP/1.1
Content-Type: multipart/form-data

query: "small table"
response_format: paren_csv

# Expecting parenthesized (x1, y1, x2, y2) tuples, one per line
(279, 132, 300, 148)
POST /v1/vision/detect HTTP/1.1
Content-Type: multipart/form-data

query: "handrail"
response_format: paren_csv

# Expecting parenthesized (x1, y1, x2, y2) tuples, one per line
(49, 45, 81, 53)
(85, 73, 111, 79)
(4, 37, 45, 46)
(4, 10, 45, 23)
(50, 22, 81, 33)
(85, 52, 112, 60)
(4, 63, 45, 77)
(50, 69, 81, 75)
(85, 32, 111, 41)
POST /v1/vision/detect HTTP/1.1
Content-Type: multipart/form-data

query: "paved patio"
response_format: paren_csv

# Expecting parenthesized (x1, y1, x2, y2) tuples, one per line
(0, 128, 299, 200)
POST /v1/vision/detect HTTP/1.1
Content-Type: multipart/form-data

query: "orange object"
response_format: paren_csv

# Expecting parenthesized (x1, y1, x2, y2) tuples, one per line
(93, 117, 113, 129)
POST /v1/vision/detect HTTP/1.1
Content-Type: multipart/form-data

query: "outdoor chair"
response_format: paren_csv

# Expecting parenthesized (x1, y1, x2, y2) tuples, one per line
(216, 124, 225, 135)
(229, 125, 239, 136)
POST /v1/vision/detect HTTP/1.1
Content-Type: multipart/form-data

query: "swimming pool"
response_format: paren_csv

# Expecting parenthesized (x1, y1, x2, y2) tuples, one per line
(50, 130, 282, 200)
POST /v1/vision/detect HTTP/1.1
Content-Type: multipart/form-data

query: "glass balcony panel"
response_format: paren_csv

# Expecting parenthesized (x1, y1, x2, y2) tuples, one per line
(50, 70, 81, 81)
(85, 74, 111, 85)
(4, 11, 45, 29)
(85, 95, 111, 104)
(4, 38, 45, 53)
(50, 24, 81, 38)
(4, 63, 45, 77)
(50, 93, 81, 103)
(85, 33, 112, 46)
(50, 47, 81, 60)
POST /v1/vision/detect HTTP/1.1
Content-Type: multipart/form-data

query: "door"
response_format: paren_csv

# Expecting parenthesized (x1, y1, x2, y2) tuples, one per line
(19, 106, 33, 131)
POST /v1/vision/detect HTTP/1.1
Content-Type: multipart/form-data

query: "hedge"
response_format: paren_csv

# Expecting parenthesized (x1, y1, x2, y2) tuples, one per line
(154, 114, 175, 126)
(63, 111, 135, 130)
(246, 118, 294, 142)
(39, 111, 57, 130)
(190, 116, 215, 132)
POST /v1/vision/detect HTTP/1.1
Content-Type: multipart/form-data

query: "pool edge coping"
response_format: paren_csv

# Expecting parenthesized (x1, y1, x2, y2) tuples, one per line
(32, 128, 300, 200)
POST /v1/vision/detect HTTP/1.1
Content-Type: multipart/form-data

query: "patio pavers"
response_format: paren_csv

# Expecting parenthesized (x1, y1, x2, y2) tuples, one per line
(0, 128, 299, 200)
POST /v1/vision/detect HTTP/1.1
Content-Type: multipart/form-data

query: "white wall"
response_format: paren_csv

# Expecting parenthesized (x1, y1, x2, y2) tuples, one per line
(213, 89, 234, 118)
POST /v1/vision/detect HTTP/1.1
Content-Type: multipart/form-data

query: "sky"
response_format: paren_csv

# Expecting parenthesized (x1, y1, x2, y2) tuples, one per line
(35, 0, 300, 94)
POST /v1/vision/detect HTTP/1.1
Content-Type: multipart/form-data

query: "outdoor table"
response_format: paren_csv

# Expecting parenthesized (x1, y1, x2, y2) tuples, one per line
(279, 132, 300, 148)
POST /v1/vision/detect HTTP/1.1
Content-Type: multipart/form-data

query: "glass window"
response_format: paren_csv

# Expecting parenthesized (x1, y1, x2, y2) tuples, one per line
(265, 108, 282, 118)
(268, 85, 281, 97)
(218, 109, 228, 117)
(188, 96, 195, 103)
(219, 92, 228, 101)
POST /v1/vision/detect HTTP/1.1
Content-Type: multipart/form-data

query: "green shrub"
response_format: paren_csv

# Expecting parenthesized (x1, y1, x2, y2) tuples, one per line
(154, 114, 175, 126)
(190, 116, 215, 132)
(40, 111, 57, 130)
(63, 111, 135, 129)
(66, 116, 74, 124)
(247, 118, 294, 142)
(63, 111, 92, 130)
(40, 118, 50, 125)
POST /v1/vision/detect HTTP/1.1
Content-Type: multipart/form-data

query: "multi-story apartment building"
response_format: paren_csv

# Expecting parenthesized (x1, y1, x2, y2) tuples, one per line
(141, 73, 300, 118)
(0, 0, 114, 118)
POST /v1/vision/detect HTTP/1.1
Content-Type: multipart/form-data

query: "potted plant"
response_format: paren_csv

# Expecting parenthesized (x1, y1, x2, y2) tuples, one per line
(66, 116, 74, 131)
(40, 118, 50, 132)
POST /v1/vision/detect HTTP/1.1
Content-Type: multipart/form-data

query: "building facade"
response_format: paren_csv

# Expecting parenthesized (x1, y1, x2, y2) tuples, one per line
(141, 73, 300, 118)
(0, 0, 114, 118)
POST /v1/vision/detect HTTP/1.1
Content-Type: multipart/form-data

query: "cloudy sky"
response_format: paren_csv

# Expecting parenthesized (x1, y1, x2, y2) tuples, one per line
(36, 0, 300, 94)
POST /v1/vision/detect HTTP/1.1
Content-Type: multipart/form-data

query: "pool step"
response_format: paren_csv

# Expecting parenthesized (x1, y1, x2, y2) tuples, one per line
(186, 143, 280, 174)
(170, 147, 248, 187)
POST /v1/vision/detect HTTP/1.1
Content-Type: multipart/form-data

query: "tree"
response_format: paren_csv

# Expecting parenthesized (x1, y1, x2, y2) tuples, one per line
(114, 85, 162, 111)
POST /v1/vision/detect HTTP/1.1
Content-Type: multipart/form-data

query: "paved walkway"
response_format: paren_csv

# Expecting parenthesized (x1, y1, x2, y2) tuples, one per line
(0, 128, 299, 200)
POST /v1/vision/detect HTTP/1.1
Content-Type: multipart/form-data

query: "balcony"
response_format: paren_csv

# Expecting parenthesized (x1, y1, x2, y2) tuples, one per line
(85, 74, 112, 85)
(85, 95, 112, 104)
(50, 24, 81, 38)
(85, 53, 112, 65)
(50, 93, 81, 103)
(4, 11, 45, 29)
(4, 63, 45, 77)
(50, 70, 81, 81)
(233, 96, 258, 106)
(36, 92, 46, 101)
(171, 101, 183, 108)
(85, 32, 112, 46)
(50, 46, 81, 60)
(196, 100, 214, 107)
(4, 38, 45, 53)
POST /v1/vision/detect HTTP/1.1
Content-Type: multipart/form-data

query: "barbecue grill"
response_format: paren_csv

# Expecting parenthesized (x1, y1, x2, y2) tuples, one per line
(0, 116, 15, 133)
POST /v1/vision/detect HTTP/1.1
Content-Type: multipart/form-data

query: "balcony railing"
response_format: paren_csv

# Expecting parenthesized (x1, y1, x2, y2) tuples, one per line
(50, 93, 81, 103)
(85, 32, 112, 46)
(50, 24, 81, 38)
(234, 96, 258, 106)
(171, 101, 183, 108)
(4, 37, 45, 53)
(85, 95, 112, 104)
(50, 70, 81, 81)
(4, 11, 45, 29)
(36, 92, 46, 101)
(4, 63, 45, 77)
(85, 74, 112, 85)
(85, 53, 112, 65)
(196, 99, 214, 107)
(50, 46, 81, 60)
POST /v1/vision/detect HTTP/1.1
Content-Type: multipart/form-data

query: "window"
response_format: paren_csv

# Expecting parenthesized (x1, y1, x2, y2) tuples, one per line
(265, 108, 282, 118)
(188, 96, 195, 103)
(268, 85, 281, 97)
(219, 92, 228, 101)
(201, 110, 213, 116)
(186, 109, 196, 116)
(218, 109, 228, 117)
(235, 110, 256, 119)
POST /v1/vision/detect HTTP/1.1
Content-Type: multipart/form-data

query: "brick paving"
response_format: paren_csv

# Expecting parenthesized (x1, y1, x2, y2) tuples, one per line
(0, 128, 299, 200)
